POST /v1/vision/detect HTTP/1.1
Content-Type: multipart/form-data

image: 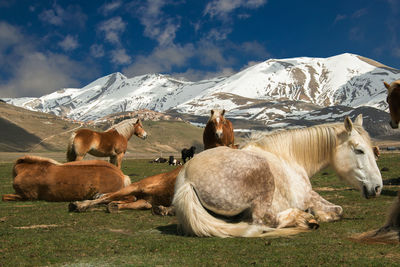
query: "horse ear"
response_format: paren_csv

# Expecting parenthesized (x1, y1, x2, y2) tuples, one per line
(344, 116, 353, 132)
(211, 110, 214, 116)
(222, 109, 226, 116)
(384, 82, 391, 91)
(354, 114, 363, 126)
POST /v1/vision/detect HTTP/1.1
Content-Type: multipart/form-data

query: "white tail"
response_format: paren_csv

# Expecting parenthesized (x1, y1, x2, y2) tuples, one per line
(172, 167, 306, 238)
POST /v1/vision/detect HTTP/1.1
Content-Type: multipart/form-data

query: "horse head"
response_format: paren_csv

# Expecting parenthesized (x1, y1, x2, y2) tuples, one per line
(385, 80, 400, 129)
(332, 115, 382, 199)
(133, 119, 147, 139)
(210, 109, 226, 140)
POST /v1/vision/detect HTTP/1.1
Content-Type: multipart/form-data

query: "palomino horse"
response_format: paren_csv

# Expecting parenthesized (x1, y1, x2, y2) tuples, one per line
(67, 118, 147, 168)
(173, 115, 383, 237)
(384, 80, 400, 129)
(2, 155, 131, 202)
(69, 165, 183, 215)
(203, 109, 235, 150)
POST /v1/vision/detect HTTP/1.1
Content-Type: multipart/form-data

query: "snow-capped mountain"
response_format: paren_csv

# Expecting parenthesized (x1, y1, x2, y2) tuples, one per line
(4, 53, 400, 127)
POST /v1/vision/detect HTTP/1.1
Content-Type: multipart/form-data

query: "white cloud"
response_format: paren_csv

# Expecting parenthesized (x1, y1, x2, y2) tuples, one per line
(204, 0, 267, 19)
(90, 44, 105, 58)
(39, 5, 64, 26)
(58, 35, 78, 51)
(98, 16, 126, 44)
(334, 14, 347, 24)
(122, 40, 269, 81)
(0, 22, 98, 98)
(99, 0, 122, 16)
(123, 44, 195, 77)
(38, 3, 87, 28)
(352, 8, 367, 18)
(110, 49, 131, 65)
(131, 0, 180, 46)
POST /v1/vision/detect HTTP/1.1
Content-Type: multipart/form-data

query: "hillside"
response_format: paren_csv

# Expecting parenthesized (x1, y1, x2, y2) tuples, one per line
(0, 102, 204, 155)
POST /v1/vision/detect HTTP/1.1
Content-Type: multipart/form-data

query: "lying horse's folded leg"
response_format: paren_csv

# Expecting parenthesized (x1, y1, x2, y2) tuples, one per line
(308, 190, 343, 222)
(2, 193, 24, 201)
(276, 208, 319, 230)
(69, 183, 142, 212)
(107, 199, 152, 213)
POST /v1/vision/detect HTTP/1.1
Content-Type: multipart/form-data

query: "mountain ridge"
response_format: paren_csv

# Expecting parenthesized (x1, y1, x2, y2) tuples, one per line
(3, 53, 399, 130)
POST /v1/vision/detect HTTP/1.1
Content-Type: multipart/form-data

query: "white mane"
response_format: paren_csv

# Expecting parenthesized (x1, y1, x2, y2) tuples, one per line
(243, 122, 371, 175)
(107, 118, 139, 139)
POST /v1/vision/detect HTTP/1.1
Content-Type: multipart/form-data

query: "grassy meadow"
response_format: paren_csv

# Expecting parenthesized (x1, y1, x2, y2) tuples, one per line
(1, 154, 400, 266)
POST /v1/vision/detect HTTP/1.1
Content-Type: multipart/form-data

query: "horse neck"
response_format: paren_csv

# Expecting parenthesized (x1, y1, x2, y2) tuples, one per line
(250, 125, 342, 177)
(110, 121, 136, 140)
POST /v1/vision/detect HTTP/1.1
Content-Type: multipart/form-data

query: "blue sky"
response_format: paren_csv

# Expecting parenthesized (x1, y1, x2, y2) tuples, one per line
(0, 0, 399, 98)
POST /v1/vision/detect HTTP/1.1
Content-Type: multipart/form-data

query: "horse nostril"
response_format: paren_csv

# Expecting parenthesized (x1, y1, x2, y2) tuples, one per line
(375, 186, 381, 194)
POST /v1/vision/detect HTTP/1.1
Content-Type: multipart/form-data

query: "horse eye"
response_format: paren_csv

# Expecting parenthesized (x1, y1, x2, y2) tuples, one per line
(354, 149, 364, 155)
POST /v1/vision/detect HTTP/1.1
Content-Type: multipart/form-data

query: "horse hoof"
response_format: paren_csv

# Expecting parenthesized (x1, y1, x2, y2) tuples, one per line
(308, 219, 319, 230)
(107, 203, 120, 213)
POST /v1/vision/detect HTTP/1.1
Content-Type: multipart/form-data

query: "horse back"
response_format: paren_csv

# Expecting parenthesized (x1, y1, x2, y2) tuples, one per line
(13, 159, 126, 201)
(184, 147, 275, 214)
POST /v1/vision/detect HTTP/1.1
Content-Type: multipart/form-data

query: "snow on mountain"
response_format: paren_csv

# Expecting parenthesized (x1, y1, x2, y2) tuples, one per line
(4, 53, 400, 126)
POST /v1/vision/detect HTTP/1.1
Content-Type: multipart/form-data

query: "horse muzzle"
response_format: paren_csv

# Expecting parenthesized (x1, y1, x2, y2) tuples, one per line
(215, 131, 223, 139)
(362, 184, 382, 199)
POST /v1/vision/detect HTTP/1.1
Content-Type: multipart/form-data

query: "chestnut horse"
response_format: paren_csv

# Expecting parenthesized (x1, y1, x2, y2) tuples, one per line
(203, 109, 235, 150)
(69, 165, 183, 215)
(2, 155, 131, 202)
(384, 80, 400, 129)
(67, 118, 147, 168)
(351, 81, 400, 243)
(173, 115, 382, 237)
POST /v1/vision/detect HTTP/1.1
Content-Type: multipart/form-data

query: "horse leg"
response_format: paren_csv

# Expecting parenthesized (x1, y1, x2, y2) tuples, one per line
(308, 190, 343, 222)
(69, 182, 142, 212)
(276, 208, 319, 230)
(2, 193, 24, 201)
(116, 153, 124, 168)
(107, 199, 152, 213)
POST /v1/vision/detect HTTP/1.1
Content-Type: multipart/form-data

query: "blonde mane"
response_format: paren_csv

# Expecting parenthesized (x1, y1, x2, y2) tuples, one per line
(107, 118, 139, 139)
(244, 122, 371, 175)
(209, 109, 225, 122)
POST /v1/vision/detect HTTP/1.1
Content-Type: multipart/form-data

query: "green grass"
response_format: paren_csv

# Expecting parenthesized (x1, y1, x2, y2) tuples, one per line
(1, 155, 400, 266)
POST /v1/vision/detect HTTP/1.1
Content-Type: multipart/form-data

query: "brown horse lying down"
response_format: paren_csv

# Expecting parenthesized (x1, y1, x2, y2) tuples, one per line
(2, 156, 131, 202)
(203, 109, 235, 150)
(69, 165, 183, 215)
(352, 191, 400, 244)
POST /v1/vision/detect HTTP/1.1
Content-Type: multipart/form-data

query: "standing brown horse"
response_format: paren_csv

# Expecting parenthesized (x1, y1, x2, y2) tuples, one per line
(203, 109, 235, 150)
(2, 155, 131, 202)
(384, 80, 400, 129)
(67, 118, 147, 168)
(69, 165, 183, 215)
